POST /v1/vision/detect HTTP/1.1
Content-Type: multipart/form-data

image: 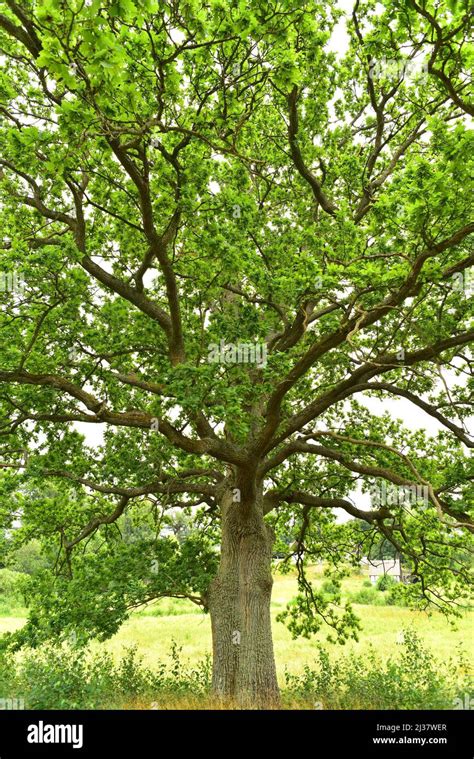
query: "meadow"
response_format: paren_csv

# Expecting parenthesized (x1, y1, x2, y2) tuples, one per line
(0, 566, 474, 708)
(96, 566, 473, 679)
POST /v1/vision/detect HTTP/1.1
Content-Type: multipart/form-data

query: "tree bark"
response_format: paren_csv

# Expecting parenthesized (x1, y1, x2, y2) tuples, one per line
(208, 490, 280, 707)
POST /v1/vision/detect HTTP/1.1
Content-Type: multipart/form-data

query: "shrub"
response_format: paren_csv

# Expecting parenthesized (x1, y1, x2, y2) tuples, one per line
(376, 575, 397, 592)
(283, 629, 471, 710)
(0, 641, 212, 709)
(20, 645, 114, 709)
(349, 586, 386, 605)
(0, 569, 24, 600)
(0, 649, 18, 699)
(136, 597, 196, 617)
(320, 579, 339, 597)
(0, 632, 470, 710)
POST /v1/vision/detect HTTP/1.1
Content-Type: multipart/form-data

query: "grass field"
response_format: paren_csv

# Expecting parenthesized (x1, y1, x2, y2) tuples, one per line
(1, 564, 472, 686)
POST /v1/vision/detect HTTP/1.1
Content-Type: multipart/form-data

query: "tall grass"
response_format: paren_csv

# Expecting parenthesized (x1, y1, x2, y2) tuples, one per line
(0, 630, 470, 710)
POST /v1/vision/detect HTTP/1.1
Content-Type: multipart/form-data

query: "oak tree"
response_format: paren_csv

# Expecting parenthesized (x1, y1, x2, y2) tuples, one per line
(0, 0, 472, 705)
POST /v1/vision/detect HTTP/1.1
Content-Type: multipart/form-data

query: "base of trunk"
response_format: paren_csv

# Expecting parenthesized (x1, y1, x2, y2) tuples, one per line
(209, 503, 279, 708)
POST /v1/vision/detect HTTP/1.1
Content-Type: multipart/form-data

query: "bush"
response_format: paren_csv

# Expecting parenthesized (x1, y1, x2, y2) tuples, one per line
(320, 579, 339, 597)
(0, 632, 469, 710)
(136, 597, 196, 617)
(0, 569, 24, 599)
(349, 585, 386, 605)
(20, 645, 117, 709)
(284, 630, 471, 710)
(376, 575, 397, 592)
(0, 641, 212, 709)
(0, 650, 18, 699)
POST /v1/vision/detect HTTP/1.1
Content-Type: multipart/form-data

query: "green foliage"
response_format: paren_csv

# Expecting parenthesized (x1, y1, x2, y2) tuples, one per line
(320, 578, 339, 597)
(0, 642, 212, 709)
(0, 569, 24, 600)
(6, 540, 50, 575)
(349, 585, 387, 606)
(1, 630, 469, 710)
(353, 522, 398, 560)
(376, 574, 397, 592)
(284, 630, 472, 710)
(0, 569, 27, 614)
(2, 533, 217, 651)
(277, 572, 362, 644)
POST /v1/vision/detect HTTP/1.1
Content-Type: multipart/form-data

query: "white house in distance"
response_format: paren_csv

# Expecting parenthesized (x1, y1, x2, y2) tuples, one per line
(361, 557, 407, 584)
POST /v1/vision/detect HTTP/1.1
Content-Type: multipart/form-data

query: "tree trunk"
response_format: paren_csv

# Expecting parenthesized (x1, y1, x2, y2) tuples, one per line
(208, 491, 280, 708)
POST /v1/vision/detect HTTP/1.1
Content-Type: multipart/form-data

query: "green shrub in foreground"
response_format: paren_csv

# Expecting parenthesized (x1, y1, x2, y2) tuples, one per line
(283, 629, 472, 710)
(0, 630, 470, 710)
(0, 642, 212, 709)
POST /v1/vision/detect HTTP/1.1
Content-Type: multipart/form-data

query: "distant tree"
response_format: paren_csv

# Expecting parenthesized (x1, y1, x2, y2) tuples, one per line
(7, 539, 50, 575)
